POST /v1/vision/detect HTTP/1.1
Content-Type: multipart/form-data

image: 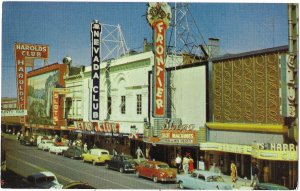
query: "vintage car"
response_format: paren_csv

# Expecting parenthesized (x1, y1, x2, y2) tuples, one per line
(254, 183, 289, 190)
(177, 170, 232, 190)
(22, 171, 63, 189)
(135, 160, 177, 183)
(105, 154, 137, 173)
(37, 139, 54, 151)
(82, 148, 111, 165)
(62, 146, 83, 159)
(48, 142, 69, 155)
(62, 181, 95, 189)
(20, 136, 36, 146)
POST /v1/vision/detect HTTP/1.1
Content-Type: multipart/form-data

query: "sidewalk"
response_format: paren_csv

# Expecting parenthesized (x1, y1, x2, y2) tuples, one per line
(222, 174, 253, 190)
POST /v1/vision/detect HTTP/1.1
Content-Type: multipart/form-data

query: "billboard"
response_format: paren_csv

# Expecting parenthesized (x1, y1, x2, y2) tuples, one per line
(91, 20, 101, 120)
(27, 70, 58, 125)
(147, 3, 171, 117)
(14, 43, 49, 123)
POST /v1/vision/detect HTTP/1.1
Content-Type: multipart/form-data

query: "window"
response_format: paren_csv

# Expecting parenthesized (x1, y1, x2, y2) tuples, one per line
(137, 94, 142, 114)
(108, 97, 112, 115)
(121, 96, 126, 114)
(77, 100, 82, 115)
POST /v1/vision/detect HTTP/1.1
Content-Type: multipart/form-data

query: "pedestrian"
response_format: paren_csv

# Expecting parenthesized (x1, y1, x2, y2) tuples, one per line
(113, 148, 118, 156)
(182, 154, 189, 174)
(230, 161, 237, 183)
(188, 155, 194, 174)
(250, 161, 259, 187)
(17, 131, 20, 141)
(83, 143, 88, 153)
(175, 154, 182, 174)
(135, 147, 144, 163)
(263, 165, 269, 183)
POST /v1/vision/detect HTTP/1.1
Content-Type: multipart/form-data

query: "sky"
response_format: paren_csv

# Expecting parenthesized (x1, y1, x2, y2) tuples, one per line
(1, 2, 288, 98)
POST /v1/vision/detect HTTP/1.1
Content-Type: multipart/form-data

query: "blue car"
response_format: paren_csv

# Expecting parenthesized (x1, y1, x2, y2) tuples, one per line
(177, 170, 232, 190)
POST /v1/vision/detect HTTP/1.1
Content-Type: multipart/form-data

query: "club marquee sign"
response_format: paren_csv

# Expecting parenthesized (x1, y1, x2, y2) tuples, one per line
(14, 43, 49, 123)
(147, 2, 171, 117)
(91, 20, 101, 120)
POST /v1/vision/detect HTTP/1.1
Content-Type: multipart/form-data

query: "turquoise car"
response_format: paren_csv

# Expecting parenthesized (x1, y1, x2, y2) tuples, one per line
(254, 183, 289, 190)
(177, 170, 232, 190)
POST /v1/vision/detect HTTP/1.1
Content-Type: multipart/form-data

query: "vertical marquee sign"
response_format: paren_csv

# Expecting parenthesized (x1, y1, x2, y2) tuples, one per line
(147, 2, 172, 117)
(14, 43, 49, 123)
(91, 20, 101, 120)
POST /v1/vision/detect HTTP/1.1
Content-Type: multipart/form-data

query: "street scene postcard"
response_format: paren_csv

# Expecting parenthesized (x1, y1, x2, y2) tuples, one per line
(1, 1, 298, 190)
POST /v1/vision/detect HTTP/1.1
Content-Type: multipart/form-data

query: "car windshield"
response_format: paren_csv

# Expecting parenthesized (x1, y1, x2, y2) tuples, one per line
(46, 141, 53, 143)
(101, 152, 108, 155)
(47, 176, 55, 182)
(157, 164, 169, 169)
(207, 175, 224, 182)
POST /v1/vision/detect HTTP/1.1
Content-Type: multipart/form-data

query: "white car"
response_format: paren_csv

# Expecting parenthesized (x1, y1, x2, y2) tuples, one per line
(22, 171, 63, 189)
(177, 170, 233, 190)
(37, 140, 54, 151)
(48, 144, 69, 155)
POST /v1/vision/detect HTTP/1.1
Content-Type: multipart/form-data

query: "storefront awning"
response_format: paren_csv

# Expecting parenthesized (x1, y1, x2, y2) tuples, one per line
(200, 142, 298, 161)
(206, 122, 288, 133)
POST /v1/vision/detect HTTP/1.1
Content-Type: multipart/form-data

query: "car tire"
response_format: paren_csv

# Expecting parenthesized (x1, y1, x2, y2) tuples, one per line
(119, 167, 124, 173)
(136, 171, 140, 178)
(153, 176, 158, 183)
(178, 181, 184, 189)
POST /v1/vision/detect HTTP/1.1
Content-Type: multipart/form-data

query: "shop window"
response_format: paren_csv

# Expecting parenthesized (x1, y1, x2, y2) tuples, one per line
(137, 94, 142, 114)
(120, 96, 126, 114)
(108, 96, 112, 115)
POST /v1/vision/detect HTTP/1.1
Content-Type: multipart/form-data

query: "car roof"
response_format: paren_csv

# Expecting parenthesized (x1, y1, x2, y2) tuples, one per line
(257, 183, 289, 190)
(28, 172, 56, 178)
(192, 170, 222, 177)
(91, 148, 109, 152)
(144, 160, 168, 165)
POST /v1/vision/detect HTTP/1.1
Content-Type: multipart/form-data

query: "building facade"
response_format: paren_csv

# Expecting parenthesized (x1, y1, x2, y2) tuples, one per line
(201, 46, 297, 189)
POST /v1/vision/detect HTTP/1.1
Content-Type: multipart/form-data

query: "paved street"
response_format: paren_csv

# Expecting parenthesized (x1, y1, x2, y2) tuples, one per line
(2, 134, 178, 189)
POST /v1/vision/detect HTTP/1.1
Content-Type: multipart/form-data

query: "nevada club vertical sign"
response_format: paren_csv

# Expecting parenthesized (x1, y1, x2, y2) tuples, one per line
(91, 20, 101, 120)
(147, 3, 171, 118)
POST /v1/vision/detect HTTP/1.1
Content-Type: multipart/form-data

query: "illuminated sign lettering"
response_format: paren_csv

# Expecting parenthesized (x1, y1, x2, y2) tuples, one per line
(14, 43, 49, 123)
(91, 20, 101, 120)
(53, 91, 59, 124)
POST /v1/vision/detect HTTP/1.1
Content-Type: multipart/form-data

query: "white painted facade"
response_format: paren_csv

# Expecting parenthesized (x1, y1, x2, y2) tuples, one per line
(65, 51, 207, 134)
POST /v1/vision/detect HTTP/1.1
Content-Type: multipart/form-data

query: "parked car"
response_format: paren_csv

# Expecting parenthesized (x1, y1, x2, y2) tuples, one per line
(22, 171, 63, 189)
(135, 160, 177, 183)
(63, 181, 95, 189)
(62, 146, 83, 159)
(37, 140, 54, 151)
(105, 154, 137, 173)
(20, 136, 36, 146)
(82, 148, 111, 165)
(254, 183, 289, 190)
(176, 170, 232, 190)
(48, 142, 69, 155)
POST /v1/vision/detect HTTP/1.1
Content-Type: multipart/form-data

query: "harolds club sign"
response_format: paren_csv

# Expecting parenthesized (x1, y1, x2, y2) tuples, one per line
(14, 43, 49, 123)
(147, 2, 171, 117)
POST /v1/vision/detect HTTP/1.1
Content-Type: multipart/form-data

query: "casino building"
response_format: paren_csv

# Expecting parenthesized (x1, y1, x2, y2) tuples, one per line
(201, 45, 298, 189)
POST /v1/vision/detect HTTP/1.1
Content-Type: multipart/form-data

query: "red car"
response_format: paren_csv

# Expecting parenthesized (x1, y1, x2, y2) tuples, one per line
(135, 160, 177, 183)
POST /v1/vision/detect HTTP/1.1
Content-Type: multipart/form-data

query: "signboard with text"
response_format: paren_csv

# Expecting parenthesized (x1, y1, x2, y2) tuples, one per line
(90, 20, 101, 120)
(14, 43, 49, 123)
(147, 3, 171, 118)
(160, 130, 197, 144)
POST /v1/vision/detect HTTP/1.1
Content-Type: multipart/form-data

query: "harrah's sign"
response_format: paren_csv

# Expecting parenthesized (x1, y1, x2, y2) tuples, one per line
(153, 20, 167, 117)
(14, 43, 49, 123)
(91, 20, 101, 120)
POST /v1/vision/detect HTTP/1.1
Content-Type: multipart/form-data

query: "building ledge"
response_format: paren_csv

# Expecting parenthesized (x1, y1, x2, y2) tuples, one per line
(206, 122, 288, 134)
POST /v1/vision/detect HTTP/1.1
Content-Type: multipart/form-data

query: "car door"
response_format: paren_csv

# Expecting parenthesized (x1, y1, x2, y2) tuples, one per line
(196, 173, 206, 190)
